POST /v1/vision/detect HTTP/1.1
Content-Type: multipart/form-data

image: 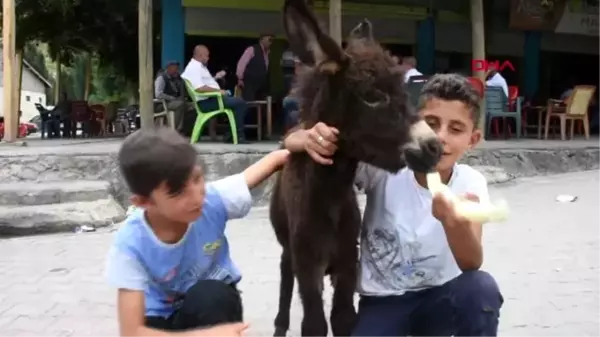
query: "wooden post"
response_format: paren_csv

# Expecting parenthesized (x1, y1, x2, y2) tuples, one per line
(84, 53, 92, 100)
(138, 0, 154, 129)
(470, 0, 486, 135)
(329, 0, 342, 45)
(2, 0, 17, 142)
(13, 50, 23, 130)
(54, 52, 61, 104)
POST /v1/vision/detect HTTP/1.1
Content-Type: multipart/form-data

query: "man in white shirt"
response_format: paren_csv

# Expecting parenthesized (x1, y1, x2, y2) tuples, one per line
(182, 45, 249, 143)
(485, 70, 509, 98)
(402, 56, 423, 83)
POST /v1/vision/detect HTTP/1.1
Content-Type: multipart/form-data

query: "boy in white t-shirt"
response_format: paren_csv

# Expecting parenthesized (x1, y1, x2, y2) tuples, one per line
(283, 74, 503, 336)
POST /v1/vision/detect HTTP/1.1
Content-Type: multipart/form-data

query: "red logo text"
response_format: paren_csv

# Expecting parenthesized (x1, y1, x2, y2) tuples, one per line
(471, 59, 515, 72)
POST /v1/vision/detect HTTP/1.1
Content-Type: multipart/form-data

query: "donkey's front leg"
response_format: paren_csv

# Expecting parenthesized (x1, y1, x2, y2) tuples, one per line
(330, 203, 361, 336)
(330, 244, 358, 336)
(294, 251, 328, 336)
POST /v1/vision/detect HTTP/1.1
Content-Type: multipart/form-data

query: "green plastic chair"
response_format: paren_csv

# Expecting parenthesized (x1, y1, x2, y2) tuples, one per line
(183, 79, 238, 144)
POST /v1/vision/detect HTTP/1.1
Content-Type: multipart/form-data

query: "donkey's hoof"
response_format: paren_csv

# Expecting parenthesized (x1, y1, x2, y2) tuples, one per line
(274, 327, 287, 337)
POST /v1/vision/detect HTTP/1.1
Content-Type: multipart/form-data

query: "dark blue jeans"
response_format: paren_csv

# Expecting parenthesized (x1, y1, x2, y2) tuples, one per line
(282, 96, 300, 128)
(352, 271, 503, 336)
(197, 96, 247, 138)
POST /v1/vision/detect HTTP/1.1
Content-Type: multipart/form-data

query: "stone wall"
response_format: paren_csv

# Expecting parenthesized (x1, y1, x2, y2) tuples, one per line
(0, 146, 598, 207)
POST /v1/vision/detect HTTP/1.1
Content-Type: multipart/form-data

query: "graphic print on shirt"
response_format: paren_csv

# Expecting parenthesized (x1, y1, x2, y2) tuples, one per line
(149, 238, 233, 308)
(363, 227, 441, 290)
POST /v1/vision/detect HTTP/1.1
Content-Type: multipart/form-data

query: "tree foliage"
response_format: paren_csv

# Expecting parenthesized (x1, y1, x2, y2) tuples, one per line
(4, 0, 160, 80)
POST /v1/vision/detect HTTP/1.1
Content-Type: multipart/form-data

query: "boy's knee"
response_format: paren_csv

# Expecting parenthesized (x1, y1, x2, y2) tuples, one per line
(174, 280, 243, 329)
(454, 271, 503, 315)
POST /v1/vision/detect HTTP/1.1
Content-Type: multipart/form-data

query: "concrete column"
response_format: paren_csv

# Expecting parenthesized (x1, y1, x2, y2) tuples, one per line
(470, 0, 486, 133)
(416, 14, 435, 75)
(523, 31, 541, 99)
(329, 0, 342, 45)
(161, 0, 185, 67)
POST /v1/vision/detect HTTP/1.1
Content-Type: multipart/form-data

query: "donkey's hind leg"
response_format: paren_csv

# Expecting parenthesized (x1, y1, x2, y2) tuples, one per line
(274, 248, 294, 336)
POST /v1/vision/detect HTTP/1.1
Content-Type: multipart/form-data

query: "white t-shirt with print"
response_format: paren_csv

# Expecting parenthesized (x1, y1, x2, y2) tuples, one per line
(354, 163, 489, 296)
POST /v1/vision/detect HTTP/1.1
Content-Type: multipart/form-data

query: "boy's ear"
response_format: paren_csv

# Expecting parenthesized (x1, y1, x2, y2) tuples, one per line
(283, 0, 346, 71)
(468, 129, 482, 149)
(130, 195, 151, 208)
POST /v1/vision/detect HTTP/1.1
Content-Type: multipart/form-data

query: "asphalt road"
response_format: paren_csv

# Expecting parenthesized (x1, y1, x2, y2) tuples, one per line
(0, 171, 598, 336)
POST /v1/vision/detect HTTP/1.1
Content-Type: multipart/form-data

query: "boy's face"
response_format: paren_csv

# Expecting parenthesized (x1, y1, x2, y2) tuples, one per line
(132, 166, 206, 225)
(421, 98, 481, 172)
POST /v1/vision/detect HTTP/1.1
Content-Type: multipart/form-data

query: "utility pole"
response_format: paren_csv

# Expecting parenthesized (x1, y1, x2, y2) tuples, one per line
(2, 0, 17, 142)
(329, 0, 342, 45)
(470, 0, 486, 135)
(138, 0, 154, 129)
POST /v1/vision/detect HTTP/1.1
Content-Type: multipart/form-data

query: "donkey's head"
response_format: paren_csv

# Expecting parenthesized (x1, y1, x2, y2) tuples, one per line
(284, 0, 441, 173)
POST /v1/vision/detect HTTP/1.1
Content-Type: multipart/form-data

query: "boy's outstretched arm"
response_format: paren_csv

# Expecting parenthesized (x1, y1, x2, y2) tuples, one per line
(243, 149, 290, 189)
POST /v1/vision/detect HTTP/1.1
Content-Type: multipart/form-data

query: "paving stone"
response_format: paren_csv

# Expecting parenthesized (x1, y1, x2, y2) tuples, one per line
(0, 171, 597, 336)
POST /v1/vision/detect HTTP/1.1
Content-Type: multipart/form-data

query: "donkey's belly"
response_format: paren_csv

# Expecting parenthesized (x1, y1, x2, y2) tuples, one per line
(295, 194, 362, 272)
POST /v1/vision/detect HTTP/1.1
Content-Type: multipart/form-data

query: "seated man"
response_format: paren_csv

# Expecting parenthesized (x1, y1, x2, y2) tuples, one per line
(182, 45, 248, 144)
(154, 60, 195, 134)
(485, 69, 509, 98)
(282, 57, 303, 130)
(50, 91, 70, 138)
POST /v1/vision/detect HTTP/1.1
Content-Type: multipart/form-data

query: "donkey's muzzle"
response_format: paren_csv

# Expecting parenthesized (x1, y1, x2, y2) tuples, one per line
(404, 137, 443, 173)
(402, 120, 443, 173)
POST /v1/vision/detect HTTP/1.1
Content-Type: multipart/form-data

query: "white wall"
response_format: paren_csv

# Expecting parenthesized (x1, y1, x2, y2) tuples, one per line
(20, 90, 47, 122)
(0, 88, 47, 122)
(20, 66, 48, 93)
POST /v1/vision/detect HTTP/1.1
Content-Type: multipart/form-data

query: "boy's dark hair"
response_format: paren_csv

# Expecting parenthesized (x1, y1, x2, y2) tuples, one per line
(418, 73, 482, 126)
(118, 127, 198, 198)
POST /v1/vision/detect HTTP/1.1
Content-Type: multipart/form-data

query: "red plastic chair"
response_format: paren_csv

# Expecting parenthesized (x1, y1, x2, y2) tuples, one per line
(468, 77, 484, 98)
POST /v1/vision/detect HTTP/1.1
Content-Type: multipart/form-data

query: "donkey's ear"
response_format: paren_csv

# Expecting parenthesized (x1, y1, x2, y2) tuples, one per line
(349, 19, 373, 41)
(283, 0, 345, 69)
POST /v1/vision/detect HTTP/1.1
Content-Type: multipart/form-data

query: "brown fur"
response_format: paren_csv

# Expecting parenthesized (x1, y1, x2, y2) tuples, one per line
(269, 1, 427, 336)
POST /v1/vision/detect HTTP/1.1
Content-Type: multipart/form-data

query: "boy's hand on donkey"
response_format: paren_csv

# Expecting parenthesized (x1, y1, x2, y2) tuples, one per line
(306, 122, 339, 165)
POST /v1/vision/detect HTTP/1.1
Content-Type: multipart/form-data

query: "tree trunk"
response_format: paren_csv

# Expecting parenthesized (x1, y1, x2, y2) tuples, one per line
(84, 53, 92, 101)
(328, 0, 342, 45)
(2, 0, 17, 141)
(138, 0, 154, 129)
(54, 52, 62, 104)
(470, 0, 486, 135)
(13, 50, 23, 129)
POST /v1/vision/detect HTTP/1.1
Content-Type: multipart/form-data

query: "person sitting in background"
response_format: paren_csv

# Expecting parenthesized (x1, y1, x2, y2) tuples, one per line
(51, 91, 71, 137)
(282, 57, 303, 130)
(281, 46, 296, 96)
(154, 60, 195, 134)
(402, 56, 423, 83)
(182, 45, 248, 144)
(485, 69, 509, 98)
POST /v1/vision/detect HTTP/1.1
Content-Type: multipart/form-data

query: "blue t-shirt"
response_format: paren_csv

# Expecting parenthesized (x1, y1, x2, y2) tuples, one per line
(104, 174, 252, 318)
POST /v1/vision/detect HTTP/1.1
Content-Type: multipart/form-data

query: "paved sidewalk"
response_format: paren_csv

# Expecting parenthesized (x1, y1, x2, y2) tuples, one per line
(0, 171, 598, 336)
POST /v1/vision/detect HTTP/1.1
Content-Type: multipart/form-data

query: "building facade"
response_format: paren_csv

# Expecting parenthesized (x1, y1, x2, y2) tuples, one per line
(160, 0, 598, 99)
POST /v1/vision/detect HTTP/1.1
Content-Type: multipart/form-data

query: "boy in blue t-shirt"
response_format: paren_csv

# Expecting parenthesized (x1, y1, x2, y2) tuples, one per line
(105, 127, 289, 336)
